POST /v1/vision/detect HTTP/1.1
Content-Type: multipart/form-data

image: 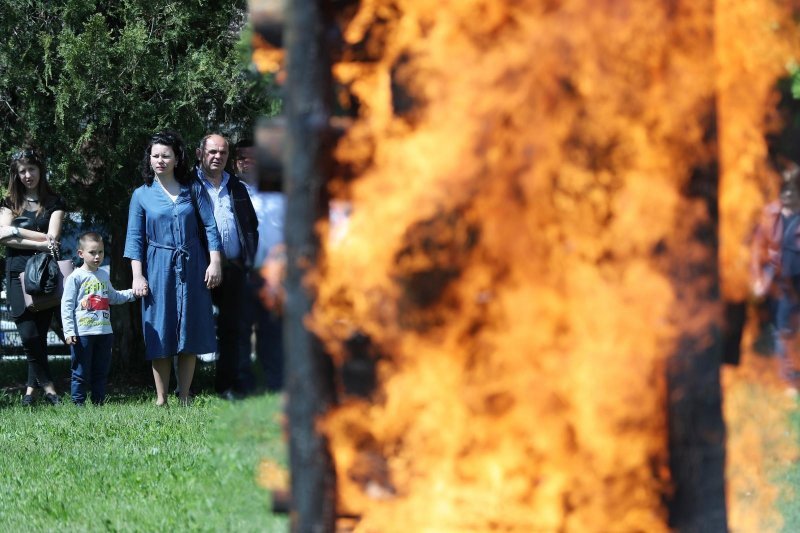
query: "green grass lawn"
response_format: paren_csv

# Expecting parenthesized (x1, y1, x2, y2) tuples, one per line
(0, 358, 288, 532)
(778, 407, 800, 532)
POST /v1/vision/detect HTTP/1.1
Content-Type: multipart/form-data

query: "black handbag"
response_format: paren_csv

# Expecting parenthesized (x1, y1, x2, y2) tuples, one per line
(19, 238, 74, 312)
(23, 250, 60, 295)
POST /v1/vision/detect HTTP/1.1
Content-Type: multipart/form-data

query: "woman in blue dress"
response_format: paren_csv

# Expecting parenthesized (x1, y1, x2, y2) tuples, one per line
(124, 131, 222, 406)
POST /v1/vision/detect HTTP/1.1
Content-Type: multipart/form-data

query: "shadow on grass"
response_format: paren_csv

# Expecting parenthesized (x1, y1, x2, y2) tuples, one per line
(0, 356, 223, 408)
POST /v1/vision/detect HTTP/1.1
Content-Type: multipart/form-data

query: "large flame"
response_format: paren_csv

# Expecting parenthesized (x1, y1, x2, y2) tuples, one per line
(301, 0, 800, 530)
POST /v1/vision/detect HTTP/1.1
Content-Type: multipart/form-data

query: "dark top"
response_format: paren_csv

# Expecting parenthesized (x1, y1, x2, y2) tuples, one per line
(3, 195, 67, 273)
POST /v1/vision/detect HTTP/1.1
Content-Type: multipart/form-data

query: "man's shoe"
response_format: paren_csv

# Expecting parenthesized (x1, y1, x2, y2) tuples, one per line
(44, 393, 61, 406)
(21, 394, 34, 407)
(219, 390, 241, 401)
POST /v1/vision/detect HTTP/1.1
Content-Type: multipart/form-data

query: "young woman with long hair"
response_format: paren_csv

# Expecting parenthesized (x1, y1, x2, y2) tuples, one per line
(0, 148, 66, 405)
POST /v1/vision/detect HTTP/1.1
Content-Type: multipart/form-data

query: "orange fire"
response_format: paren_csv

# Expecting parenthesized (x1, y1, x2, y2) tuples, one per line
(296, 0, 800, 530)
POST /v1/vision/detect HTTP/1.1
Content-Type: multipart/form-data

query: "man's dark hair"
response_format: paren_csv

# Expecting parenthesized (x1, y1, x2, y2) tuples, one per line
(234, 138, 254, 151)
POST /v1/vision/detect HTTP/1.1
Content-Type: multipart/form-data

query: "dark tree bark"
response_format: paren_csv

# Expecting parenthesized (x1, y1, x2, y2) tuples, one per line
(666, 155, 728, 532)
(284, 0, 338, 530)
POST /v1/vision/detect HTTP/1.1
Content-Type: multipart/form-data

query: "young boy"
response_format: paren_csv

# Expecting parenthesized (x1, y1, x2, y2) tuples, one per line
(61, 232, 135, 405)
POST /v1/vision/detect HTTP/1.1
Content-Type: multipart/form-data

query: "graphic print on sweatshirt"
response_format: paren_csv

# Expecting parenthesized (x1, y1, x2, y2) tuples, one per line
(77, 280, 112, 328)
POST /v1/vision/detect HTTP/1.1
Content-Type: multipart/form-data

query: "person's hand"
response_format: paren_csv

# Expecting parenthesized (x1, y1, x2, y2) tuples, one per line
(753, 278, 768, 299)
(0, 226, 13, 240)
(66, 336, 77, 345)
(260, 255, 286, 312)
(132, 275, 149, 297)
(205, 259, 222, 289)
(46, 234, 60, 250)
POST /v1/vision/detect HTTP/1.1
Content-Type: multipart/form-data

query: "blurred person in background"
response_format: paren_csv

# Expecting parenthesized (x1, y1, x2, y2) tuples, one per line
(752, 163, 800, 396)
(235, 137, 285, 393)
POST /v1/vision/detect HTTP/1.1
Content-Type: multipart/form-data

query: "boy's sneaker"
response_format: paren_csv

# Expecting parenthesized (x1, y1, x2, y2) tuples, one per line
(21, 394, 34, 407)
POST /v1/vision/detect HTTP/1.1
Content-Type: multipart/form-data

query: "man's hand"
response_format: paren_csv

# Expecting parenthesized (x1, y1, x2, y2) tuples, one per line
(260, 249, 286, 312)
(205, 257, 223, 289)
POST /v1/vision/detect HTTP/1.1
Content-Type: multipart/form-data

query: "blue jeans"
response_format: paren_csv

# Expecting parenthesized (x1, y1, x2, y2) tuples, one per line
(70, 334, 114, 405)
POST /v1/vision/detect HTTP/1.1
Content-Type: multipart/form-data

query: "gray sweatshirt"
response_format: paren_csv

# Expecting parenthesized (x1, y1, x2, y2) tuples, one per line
(61, 268, 135, 338)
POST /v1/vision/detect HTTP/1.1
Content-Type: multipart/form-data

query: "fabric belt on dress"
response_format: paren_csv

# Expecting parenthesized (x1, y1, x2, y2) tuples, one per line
(147, 237, 198, 282)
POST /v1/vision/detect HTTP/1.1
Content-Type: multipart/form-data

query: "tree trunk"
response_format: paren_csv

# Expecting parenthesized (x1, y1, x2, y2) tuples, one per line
(284, 0, 338, 530)
(666, 157, 728, 532)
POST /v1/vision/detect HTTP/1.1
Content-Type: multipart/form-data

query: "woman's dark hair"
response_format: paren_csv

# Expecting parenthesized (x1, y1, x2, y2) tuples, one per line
(7, 148, 55, 216)
(140, 130, 191, 186)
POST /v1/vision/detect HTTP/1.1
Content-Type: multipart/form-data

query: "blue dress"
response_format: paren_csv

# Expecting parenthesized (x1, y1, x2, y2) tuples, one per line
(124, 182, 222, 360)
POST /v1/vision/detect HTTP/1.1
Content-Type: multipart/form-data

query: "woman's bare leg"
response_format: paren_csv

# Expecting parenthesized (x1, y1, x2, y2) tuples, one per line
(177, 353, 196, 405)
(152, 358, 172, 405)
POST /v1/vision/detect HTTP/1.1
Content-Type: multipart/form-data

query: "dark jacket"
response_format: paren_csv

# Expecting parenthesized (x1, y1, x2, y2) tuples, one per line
(192, 169, 259, 269)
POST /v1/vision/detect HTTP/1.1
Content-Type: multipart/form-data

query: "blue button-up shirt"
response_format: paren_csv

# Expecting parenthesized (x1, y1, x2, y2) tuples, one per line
(197, 168, 242, 261)
(248, 188, 285, 267)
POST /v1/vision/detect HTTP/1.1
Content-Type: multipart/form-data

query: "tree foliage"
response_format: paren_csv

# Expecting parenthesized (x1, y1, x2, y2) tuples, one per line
(0, 0, 278, 222)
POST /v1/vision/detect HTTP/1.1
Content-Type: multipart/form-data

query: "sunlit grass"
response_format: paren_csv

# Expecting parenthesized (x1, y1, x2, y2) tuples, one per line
(0, 359, 287, 532)
(778, 407, 800, 533)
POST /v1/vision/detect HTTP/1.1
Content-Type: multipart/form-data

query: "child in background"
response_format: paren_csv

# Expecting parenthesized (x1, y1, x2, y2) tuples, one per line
(61, 232, 135, 405)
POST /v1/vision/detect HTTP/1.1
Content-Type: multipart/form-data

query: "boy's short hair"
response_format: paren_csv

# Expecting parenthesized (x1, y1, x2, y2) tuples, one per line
(78, 231, 104, 250)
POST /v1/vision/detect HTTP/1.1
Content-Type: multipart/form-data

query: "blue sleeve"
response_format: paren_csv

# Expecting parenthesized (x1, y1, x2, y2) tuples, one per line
(60, 272, 80, 338)
(124, 188, 146, 261)
(195, 183, 222, 252)
(108, 287, 135, 304)
(106, 270, 135, 305)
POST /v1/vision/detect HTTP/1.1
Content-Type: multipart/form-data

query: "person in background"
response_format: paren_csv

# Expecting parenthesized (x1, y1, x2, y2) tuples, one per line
(61, 232, 136, 405)
(752, 164, 800, 396)
(235, 138, 285, 393)
(124, 130, 223, 406)
(194, 133, 259, 400)
(0, 148, 66, 406)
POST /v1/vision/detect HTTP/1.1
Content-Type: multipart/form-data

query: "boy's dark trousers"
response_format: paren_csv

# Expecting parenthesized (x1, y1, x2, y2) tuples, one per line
(70, 333, 114, 405)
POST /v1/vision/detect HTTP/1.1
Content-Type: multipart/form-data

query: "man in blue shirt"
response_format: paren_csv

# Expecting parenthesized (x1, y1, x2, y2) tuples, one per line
(193, 133, 259, 399)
